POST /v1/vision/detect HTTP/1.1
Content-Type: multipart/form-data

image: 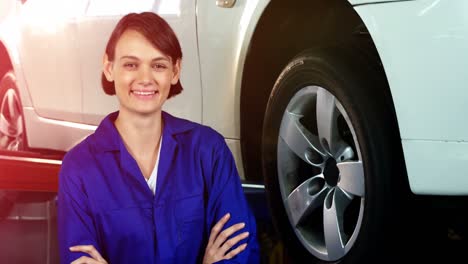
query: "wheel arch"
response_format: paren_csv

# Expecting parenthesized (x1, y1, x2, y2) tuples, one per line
(240, 0, 401, 182)
(0, 39, 32, 108)
(0, 41, 13, 82)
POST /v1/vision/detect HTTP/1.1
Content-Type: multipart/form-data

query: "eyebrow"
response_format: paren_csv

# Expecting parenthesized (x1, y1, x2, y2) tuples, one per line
(119, 55, 170, 62)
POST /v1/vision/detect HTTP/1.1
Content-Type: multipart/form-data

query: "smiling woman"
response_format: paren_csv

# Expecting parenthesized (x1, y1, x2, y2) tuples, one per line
(100, 12, 183, 98)
(57, 12, 259, 264)
(103, 29, 180, 117)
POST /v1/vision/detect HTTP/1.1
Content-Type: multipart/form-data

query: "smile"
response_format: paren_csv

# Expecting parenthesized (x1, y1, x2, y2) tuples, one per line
(131, 90, 157, 95)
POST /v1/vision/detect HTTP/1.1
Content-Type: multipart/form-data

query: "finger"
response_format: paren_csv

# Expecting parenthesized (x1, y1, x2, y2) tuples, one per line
(224, 243, 248, 260)
(70, 245, 105, 262)
(219, 231, 250, 255)
(70, 256, 101, 264)
(69, 245, 102, 261)
(212, 222, 246, 249)
(208, 213, 230, 246)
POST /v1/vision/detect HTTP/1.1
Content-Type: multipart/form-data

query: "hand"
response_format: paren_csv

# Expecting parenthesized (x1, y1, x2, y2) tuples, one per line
(203, 213, 250, 264)
(69, 245, 108, 264)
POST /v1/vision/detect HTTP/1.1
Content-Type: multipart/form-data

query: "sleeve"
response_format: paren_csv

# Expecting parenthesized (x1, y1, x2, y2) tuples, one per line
(205, 136, 260, 264)
(57, 153, 102, 264)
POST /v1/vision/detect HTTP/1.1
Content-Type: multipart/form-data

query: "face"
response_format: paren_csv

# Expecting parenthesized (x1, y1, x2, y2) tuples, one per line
(103, 29, 180, 116)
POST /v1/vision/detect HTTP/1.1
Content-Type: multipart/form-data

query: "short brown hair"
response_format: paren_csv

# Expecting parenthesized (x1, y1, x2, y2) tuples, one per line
(101, 12, 183, 98)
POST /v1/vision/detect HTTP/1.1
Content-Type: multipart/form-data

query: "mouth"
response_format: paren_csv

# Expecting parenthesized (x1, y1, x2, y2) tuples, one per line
(131, 90, 158, 95)
(131, 89, 159, 100)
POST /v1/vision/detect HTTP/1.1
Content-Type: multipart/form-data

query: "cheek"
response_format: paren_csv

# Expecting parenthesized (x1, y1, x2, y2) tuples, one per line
(117, 71, 135, 84)
(160, 84, 171, 97)
(155, 73, 174, 87)
(114, 74, 135, 91)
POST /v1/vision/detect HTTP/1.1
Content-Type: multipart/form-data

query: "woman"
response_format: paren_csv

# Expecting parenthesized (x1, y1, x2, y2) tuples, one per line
(58, 12, 259, 264)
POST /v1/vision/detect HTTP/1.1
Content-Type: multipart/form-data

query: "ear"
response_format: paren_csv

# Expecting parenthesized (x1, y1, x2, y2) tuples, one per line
(103, 54, 114, 82)
(171, 59, 181, 85)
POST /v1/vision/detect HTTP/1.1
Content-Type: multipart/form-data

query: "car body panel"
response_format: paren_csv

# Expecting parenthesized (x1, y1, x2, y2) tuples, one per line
(16, 0, 88, 123)
(226, 138, 245, 180)
(354, 0, 468, 194)
(403, 140, 468, 195)
(354, 0, 468, 142)
(197, 0, 270, 139)
(23, 107, 96, 152)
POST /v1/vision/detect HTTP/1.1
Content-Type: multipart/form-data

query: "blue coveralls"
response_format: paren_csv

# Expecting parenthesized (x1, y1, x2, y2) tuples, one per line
(58, 111, 259, 263)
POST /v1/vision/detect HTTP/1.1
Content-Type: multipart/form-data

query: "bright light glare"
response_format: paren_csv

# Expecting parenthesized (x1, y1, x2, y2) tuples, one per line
(87, 0, 154, 16)
(20, 0, 87, 34)
(158, 0, 181, 16)
(0, 6, 21, 63)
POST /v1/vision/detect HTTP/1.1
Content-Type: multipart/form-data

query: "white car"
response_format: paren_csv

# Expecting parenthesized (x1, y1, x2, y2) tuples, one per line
(1, 0, 467, 263)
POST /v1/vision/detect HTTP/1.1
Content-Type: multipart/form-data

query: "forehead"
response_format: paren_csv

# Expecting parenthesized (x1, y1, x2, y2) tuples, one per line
(114, 29, 169, 60)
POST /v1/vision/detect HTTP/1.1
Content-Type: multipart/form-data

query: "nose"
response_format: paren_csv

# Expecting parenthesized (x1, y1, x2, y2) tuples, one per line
(137, 65, 153, 86)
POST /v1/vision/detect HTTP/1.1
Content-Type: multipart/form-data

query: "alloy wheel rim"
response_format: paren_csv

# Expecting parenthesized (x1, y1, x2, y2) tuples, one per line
(0, 87, 24, 151)
(277, 86, 365, 261)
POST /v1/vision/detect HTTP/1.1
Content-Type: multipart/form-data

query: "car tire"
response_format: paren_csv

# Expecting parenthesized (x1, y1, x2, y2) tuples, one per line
(0, 71, 27, 151)
(262, 47, 410, 263)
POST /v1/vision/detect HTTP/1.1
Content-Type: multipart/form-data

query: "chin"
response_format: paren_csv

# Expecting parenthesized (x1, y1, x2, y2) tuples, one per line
(137, 108, 162, 116)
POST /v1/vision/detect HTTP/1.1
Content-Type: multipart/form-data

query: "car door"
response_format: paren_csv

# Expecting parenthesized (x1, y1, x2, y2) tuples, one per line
(77, 0, 202, 125)
(16, 0, 88, 123)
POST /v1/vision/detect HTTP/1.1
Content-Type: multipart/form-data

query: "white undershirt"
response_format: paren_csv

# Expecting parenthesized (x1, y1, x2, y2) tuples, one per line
(145, 136, 162, 195)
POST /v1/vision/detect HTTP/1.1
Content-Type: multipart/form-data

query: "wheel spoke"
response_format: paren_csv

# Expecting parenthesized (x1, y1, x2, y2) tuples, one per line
(323, 188, 352, 261)
(7, 90, 20, 120)
(316, 88, 340, 156)
(0, 112, 14, 137)
(286, 175, 328, 227)
(0, 89, 21, 137)
(337, 161, 365, 197)
(280, 111, 326, 165)
(16, 115, 23, 135)
(334, 144, 354, 162)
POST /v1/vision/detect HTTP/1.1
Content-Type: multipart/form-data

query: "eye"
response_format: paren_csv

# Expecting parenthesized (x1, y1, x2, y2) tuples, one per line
(152, 64, 167, 70)
(123, 63, 137, 69)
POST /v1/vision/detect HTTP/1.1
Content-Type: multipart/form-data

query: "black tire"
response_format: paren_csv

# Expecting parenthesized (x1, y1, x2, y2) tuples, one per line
(262, 47, 409, 263)
(0, 71, 27, 152)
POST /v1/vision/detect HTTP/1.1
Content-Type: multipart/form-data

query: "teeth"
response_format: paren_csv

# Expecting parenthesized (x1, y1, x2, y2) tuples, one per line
(132, 91, 156, 95)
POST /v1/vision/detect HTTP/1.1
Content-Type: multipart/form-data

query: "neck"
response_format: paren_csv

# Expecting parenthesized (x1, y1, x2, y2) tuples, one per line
(114, 109, 163, 158)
